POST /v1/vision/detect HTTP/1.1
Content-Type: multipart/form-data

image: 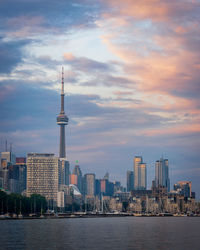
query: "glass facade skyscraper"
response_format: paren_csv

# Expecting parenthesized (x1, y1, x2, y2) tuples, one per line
(155, 158, 170, 191)
(127, 170, 134, 192)
(133, 156, 147, 190)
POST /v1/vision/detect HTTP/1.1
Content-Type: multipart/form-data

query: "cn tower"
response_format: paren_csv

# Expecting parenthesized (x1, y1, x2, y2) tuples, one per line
(57, 67, 69, 158)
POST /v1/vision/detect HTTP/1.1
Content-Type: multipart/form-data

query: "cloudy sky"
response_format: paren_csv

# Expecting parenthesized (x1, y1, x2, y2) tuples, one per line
(0, 0, 200, 197)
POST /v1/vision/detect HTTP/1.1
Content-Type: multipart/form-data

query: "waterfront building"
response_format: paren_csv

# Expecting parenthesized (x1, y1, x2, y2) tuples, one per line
(57, 191, 65, 208)
(127, 170, 134, 192)
(155, 158, 170, 191)
(133, 156, 147, 190)
(27, 153, 61, 202)
(84, 173, 95, 196)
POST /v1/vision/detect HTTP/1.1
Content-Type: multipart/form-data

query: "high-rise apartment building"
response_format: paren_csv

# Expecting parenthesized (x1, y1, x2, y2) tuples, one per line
(155, 158, 170, 191)
(127, 170, 134, 192)
(84, 173, 95, 196)
(133, 156, 147, 190)
(27, 153, 61, 202)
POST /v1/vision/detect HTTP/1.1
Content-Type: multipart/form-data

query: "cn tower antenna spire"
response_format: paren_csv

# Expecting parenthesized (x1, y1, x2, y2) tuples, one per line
(57, 66, 69, 158)
(61, 66, 64, 95)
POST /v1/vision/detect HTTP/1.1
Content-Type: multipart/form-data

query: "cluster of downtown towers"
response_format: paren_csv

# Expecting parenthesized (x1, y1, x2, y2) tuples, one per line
(0, 69, 170, 203)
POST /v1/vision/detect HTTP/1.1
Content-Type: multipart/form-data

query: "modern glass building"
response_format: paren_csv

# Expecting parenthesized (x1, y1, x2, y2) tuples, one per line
(155, 158, 170, 191)
(127, 170, 134, 192)
(134, 156, 147, 190)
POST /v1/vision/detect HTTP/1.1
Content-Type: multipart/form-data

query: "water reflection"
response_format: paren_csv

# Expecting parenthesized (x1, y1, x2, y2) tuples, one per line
(0, 217, 200, 250)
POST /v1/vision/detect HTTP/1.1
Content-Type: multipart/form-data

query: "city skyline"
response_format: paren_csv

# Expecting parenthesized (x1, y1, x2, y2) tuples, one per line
(0, 0, 200, 198)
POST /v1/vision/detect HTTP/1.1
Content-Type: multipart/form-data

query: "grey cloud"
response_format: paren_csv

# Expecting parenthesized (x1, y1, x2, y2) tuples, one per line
(0, 38, 28, 73)
(65, 56, 113, 73)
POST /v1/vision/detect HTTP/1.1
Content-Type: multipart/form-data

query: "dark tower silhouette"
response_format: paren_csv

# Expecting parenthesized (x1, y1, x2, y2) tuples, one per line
(57, 67, 69, 158)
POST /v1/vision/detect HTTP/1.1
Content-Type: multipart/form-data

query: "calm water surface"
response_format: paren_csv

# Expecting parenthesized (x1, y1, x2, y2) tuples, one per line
(0, 217, 200, 250)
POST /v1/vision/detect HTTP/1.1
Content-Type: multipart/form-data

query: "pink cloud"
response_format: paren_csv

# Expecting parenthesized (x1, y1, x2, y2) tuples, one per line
(143, 123, 200, 137)
(64, 52, 75, 61)
(104, 0, 200, 22)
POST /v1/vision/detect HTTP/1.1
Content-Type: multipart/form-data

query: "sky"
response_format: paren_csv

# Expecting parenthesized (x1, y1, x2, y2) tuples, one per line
(0, 0, 200, 198)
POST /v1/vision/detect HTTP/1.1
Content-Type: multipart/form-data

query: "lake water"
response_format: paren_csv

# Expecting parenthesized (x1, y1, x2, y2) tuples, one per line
(0, 217, 200, 250)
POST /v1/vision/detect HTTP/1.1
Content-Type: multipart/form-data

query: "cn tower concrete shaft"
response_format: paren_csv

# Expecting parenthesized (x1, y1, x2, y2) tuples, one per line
(57, 67, 68, 158)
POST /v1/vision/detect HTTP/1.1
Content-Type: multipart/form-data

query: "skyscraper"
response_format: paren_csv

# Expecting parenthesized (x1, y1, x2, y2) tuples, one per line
(0, 151, 16, 167)
(72, 163, 82, 193)
(84, 173, 95, 196)
(57, 67, 69, 159)
(133, 156, 147, 190)
(140, 163, 147, 190)
(155, 158, 170, 191)
(27, 153, 61, 202)
(127, 170, 134, 192)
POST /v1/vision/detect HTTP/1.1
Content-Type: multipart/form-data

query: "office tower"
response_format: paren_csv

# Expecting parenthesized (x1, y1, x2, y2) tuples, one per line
(0, 151, 16, 192)
(57, 67, 69, 158)
(84, 173, 95, 196)
(8, 164, 19, 193)
(155, 158, 170, 191)
(100, 179, 108, 195)
(16, 158, 27, 193)
(70, 174, 78, 186)
(72, 163, 82, 193)
(95, 179, 101, 196)
(174, 181, 192, 198)
(134, 156, 142, 190)
(127, 171, 134, 192)
(60, 159, 70, 186)
(134, 156, 147, 190)
(108, 182, 114, 196)
(140, 163, 147, 190)
(0, 151, 16, 167)
(63, 160, 70, 185)
(27, 153, 61, 202)
(0, 167, 9, 190)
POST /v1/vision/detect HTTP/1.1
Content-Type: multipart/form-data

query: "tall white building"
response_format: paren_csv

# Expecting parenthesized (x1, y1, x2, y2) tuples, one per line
(134, 156, 147, 190)
(27, 153, 61, 202)
(155, 158, 170, 191)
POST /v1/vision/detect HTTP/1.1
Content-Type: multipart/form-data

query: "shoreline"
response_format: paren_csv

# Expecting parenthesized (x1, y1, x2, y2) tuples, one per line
(1, 213, 200, 220)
